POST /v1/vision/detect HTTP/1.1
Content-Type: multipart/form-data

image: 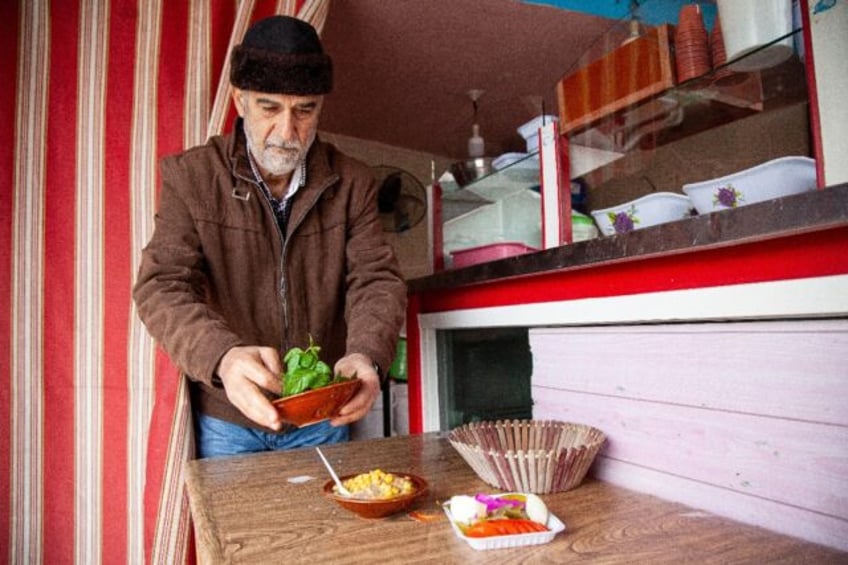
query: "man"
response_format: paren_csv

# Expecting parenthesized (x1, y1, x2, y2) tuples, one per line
(133, 15, 407, 458)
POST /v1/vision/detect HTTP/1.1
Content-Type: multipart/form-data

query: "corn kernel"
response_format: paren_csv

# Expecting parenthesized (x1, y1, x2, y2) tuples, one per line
(339, 469, 416, 500)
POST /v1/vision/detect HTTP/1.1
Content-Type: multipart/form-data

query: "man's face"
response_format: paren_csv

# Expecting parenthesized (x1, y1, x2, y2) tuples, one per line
(233, 88, 323, 179)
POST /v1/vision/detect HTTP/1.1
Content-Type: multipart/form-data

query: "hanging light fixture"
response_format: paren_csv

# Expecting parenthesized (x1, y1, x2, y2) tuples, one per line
(622, 0, 645, 45)
(467, 89, 485, 158)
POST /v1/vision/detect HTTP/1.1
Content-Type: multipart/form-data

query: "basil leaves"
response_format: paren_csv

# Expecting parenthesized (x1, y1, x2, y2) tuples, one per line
(280, 337, 352, 397)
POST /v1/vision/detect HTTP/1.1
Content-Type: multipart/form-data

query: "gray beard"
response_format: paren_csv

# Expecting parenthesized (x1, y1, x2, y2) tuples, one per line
(246, 135, 300, 177)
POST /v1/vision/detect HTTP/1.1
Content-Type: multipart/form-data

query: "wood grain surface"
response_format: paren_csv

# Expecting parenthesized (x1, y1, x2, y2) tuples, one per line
(185, 433, 847, 564)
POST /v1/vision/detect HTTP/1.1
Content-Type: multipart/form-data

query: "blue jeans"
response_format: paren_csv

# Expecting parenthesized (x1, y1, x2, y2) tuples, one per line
(195, 413, 349, 458)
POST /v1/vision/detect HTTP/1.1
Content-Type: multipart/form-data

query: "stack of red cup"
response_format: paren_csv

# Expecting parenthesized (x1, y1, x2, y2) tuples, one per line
(675, 4, 711, 83)
(710, 15, 727, 66)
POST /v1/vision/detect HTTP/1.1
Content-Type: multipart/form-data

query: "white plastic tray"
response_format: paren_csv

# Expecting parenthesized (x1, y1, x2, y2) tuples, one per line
(443, 502, 566, 551)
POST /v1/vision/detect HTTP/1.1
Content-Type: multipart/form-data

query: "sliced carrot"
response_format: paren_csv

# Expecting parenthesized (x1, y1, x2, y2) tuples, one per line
(463, 518, 549, 538)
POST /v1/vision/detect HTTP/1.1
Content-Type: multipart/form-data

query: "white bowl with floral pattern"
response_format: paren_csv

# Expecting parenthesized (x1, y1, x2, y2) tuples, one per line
(682, 156, 816, 214)
(591, 192, 694, 236)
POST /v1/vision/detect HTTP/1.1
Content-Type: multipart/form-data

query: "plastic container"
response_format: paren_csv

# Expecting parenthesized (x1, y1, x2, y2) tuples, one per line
(492, 152, 530, 170)
(443, 497, 566, 551)
(450, 242, 537, 269)
(717, 0, 794, 71)
(350, 388, 384, 440)
(572, 211, 598, 242)
(682, 155, 816, 214)
(389, 338, 407, 381)
(392, 382, 409, 436)
(442, 189, 542, 263)
(591, 192, 694, 236)
(517, 115, 558, 153)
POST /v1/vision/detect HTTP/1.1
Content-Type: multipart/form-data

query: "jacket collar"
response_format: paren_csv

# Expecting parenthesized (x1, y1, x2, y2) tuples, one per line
(228, 118, 259, 186)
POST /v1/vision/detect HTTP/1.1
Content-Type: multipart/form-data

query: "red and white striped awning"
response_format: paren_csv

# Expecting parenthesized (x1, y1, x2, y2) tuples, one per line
(1, 1, 329, 563)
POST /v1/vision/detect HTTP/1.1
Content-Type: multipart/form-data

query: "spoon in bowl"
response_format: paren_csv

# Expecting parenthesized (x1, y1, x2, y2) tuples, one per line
(316, 447, 352, 497)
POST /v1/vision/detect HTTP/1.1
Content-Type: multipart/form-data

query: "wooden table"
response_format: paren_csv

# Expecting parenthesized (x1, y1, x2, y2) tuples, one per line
(185, 433, 846, 564)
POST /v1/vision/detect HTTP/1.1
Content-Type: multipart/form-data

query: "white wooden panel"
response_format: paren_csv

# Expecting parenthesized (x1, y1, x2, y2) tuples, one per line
(419, 275, 848, 330)
(532, 389, 848, 522)
(529, 320, 848, 426)
(590, 457, 848, 552)
(418, 325, 441, 432)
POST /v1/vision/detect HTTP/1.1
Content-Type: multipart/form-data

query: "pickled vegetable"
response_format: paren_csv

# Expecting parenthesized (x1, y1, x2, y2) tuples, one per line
(449, 492, 551, 537)
(463, 518, 549, 538)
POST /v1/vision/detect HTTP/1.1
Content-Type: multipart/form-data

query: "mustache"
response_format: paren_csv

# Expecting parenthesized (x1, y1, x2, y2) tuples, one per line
(265, 140, 300, 151)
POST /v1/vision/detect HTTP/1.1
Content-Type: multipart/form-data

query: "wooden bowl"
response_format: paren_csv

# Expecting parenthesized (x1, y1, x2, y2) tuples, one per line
(323, 472, 429, 519)
(271, 379, 361, 427)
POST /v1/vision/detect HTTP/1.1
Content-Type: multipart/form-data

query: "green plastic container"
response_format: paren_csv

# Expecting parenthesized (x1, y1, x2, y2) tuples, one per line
(389, 338, 407, 381)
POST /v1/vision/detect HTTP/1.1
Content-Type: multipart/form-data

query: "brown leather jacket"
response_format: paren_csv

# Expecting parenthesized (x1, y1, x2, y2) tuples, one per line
(133, 122, 407, 430)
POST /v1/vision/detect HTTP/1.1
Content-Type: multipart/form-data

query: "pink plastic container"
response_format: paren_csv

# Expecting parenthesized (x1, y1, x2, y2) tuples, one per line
(450, 242, 538, 269)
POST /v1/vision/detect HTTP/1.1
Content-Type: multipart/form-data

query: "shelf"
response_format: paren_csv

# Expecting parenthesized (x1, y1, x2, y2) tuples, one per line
(441, 153, 539, 198)
(439, 152, 540, 222)
(437, 152, 543, 266)
(564, 24, 810, 217)
(434, 13, 812, 272)
(412, 183, 848, 292)
(563, 27, 806, 155)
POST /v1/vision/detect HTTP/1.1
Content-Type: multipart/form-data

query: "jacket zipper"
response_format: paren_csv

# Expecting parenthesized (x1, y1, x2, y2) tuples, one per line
(236, 162, 339, 353)
(279, 174, 338, 351)
(233, 171, 292, 352)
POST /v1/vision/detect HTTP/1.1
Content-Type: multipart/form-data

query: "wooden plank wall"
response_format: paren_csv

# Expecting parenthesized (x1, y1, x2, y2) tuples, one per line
(529, 320, 848, 551)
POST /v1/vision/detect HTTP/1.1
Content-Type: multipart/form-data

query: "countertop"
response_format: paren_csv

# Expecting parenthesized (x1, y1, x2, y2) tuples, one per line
(409, 183, 848, 294)
(184, 433, 847, 564)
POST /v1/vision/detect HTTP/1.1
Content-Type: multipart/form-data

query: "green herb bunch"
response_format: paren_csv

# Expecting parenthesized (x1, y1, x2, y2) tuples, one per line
(280, 336, 352, 397)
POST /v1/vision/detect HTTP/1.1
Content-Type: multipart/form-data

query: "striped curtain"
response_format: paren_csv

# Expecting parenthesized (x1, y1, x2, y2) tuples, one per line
(1, 0, 329, 563)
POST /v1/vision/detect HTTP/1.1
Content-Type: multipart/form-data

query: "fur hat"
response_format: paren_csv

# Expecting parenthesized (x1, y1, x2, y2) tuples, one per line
(230, 16, 332, 95)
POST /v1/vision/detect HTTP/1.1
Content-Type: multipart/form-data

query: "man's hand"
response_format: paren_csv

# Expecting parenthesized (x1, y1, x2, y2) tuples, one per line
(216, 345, 283, 430)
(330, 353, 381, 427)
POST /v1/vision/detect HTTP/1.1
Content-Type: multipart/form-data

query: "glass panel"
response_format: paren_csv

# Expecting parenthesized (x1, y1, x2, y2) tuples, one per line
(437, 327, 533, 431)
(562, 9, 809, 232)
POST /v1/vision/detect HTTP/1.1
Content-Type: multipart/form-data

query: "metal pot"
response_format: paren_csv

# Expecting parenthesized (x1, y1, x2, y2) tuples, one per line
(449, 157, 493, 187)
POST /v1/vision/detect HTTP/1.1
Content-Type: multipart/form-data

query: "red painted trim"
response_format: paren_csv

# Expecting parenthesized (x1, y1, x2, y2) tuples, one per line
(406, 294, 424, 434)
(539, 127, 573, 248)
(557, 132, 572, 245)
(0, 0, 18, 549)
(43, 3, 81, 563)
(799, 0, 825, 188)
(406, 227, 848, 434)
(431, 182, 445, 272)
(416, 227, 848, 313)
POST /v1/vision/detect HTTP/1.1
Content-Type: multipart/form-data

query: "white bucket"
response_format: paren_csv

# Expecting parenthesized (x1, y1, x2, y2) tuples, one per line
(392, 382, 409, 436)
(351, 391, 384, 441)
(717, 0, 794, 71)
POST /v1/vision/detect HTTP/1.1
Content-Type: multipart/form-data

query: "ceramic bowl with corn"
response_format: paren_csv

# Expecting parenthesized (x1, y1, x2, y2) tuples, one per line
(322, 469, 429, 519)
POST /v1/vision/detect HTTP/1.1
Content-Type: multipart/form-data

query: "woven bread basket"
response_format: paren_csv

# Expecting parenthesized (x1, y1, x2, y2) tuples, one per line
(448, 419, 605, 494)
